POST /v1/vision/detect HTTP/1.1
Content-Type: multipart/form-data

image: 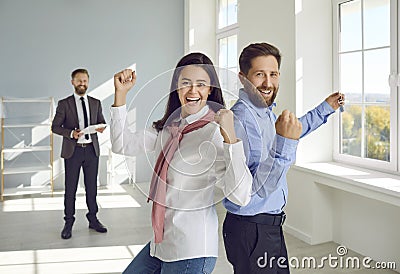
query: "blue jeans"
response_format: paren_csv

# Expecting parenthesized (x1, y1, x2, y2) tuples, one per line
(122, 242, 217, 274)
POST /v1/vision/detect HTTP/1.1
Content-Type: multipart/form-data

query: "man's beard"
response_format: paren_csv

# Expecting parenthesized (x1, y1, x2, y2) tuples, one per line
(244, 83, 278, 108)
(75, 85, 87, 95)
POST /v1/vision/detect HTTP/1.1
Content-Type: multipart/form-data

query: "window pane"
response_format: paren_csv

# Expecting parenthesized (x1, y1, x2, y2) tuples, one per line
(340, 52, 362, 103)
(342, 104, 362, 157)
(364, 48, 390, 103)
(227, 35, 237, 68)
(219, 68, 228, 91)
(365, 105, 390, 161)
(219, 0, 237, 28)
(218, 0, 228, 29)
(220, 67, 238, 107)
(364, 0, 390, 49)
(227, 67, 238, 95)
(227, 0, 237, 25)
(219, 37, 228, 68)
(340, 0, 362, 52)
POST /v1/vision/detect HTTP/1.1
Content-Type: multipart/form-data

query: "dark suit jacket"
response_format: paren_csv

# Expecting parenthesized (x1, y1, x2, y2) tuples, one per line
(52, 95, 106, 159)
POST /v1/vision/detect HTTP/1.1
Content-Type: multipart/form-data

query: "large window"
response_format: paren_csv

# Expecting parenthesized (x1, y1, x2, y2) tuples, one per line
(333, 0, 398, 172)
(218, 0, 238, 28)
(217, 0, 238, 108)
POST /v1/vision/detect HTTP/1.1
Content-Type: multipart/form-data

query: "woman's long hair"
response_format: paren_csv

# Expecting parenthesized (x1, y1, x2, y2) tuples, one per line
(153, 52, 225, 131)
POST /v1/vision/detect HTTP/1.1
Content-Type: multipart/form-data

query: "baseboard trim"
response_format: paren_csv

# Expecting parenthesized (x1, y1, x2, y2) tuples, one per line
(283, 224, 312, 245)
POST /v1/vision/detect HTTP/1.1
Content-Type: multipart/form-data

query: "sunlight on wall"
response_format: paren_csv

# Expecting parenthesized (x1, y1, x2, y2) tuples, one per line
(2, 141, 24, 161)
(88, 63, 136, 101)
(32, 124, 50, 146)
(88, 64, 137, 185)
(296, 57, 304, 116)
(189, 28, 195, 47)
(295, 0, 303, 15)
(31, 171, 51, 187)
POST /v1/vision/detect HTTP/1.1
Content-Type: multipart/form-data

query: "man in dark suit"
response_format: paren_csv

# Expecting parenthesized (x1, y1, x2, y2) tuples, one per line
(52, 68, 107, 239)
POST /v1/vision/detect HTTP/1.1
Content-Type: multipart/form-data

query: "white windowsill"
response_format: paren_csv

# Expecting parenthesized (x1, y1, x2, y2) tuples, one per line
(292, 162, 400, 207)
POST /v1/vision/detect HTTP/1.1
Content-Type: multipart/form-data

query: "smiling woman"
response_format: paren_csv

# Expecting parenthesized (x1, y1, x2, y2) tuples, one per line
(109, 52, 253, 274)
(177, 65, 211, 118)
(152, 53, 226, 132)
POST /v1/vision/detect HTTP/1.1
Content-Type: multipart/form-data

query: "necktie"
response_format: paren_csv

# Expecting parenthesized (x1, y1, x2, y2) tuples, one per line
(80, 97, 89, 140)
(148, 109, 215, 243)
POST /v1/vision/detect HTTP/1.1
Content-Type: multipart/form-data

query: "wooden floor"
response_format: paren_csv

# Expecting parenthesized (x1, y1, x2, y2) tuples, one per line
(0, 182, 397, 273)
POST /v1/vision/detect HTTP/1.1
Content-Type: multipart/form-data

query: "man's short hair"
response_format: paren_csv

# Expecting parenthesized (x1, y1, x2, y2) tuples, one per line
(239, 43, 282, 75)
(71, 68, 89, 79)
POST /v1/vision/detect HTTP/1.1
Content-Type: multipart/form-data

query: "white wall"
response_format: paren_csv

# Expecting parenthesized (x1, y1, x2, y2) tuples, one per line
(295, 0, 334, 163)
(0, 0, 184, 188)
(185, 0, 216, 62)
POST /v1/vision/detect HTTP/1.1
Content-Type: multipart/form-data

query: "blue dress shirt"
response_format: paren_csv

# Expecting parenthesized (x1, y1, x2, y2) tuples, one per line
(223, 89, 335, 215)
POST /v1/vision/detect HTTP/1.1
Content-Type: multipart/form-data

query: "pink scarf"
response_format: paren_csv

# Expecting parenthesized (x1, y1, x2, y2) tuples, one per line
(148, 109, 215, 243)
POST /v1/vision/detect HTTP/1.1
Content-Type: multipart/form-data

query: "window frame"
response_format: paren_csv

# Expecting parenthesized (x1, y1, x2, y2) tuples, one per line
(216, 0, 239, 69)
(217, 0, 238, 31)
(332, 0, 399, 173)
(216, 28, 239, 70)
(216, 0, 239, 108)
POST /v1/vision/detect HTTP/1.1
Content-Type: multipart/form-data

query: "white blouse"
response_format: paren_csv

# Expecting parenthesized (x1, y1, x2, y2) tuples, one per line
(110, 104, 252, 262)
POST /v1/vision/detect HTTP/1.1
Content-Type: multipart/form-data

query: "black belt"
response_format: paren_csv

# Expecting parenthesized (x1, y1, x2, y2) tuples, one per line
(76, 142, 92, 148)
(227, 211, 286, 226)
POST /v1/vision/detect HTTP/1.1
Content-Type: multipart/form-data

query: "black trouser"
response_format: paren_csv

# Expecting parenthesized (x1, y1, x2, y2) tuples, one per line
(64, 144, 99, 225)
(223, 212, 290, 274)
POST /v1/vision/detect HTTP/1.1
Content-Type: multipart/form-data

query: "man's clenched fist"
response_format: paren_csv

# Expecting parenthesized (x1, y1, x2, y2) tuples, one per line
(275, 110, 302, 140)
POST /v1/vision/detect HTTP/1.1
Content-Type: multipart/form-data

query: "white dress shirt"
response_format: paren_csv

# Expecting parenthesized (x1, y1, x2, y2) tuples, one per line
(110, 104, 252, 262)
(72, 93, 92, 144)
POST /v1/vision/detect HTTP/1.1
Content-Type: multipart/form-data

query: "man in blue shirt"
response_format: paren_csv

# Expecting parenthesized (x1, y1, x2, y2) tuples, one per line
(222, 43, 345, 273)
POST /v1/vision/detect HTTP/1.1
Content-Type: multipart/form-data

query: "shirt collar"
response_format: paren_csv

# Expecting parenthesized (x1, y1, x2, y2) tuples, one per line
(73, 92, 88, 102)
(238, 88, 276, 117)
(173, 104, 210, 125)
